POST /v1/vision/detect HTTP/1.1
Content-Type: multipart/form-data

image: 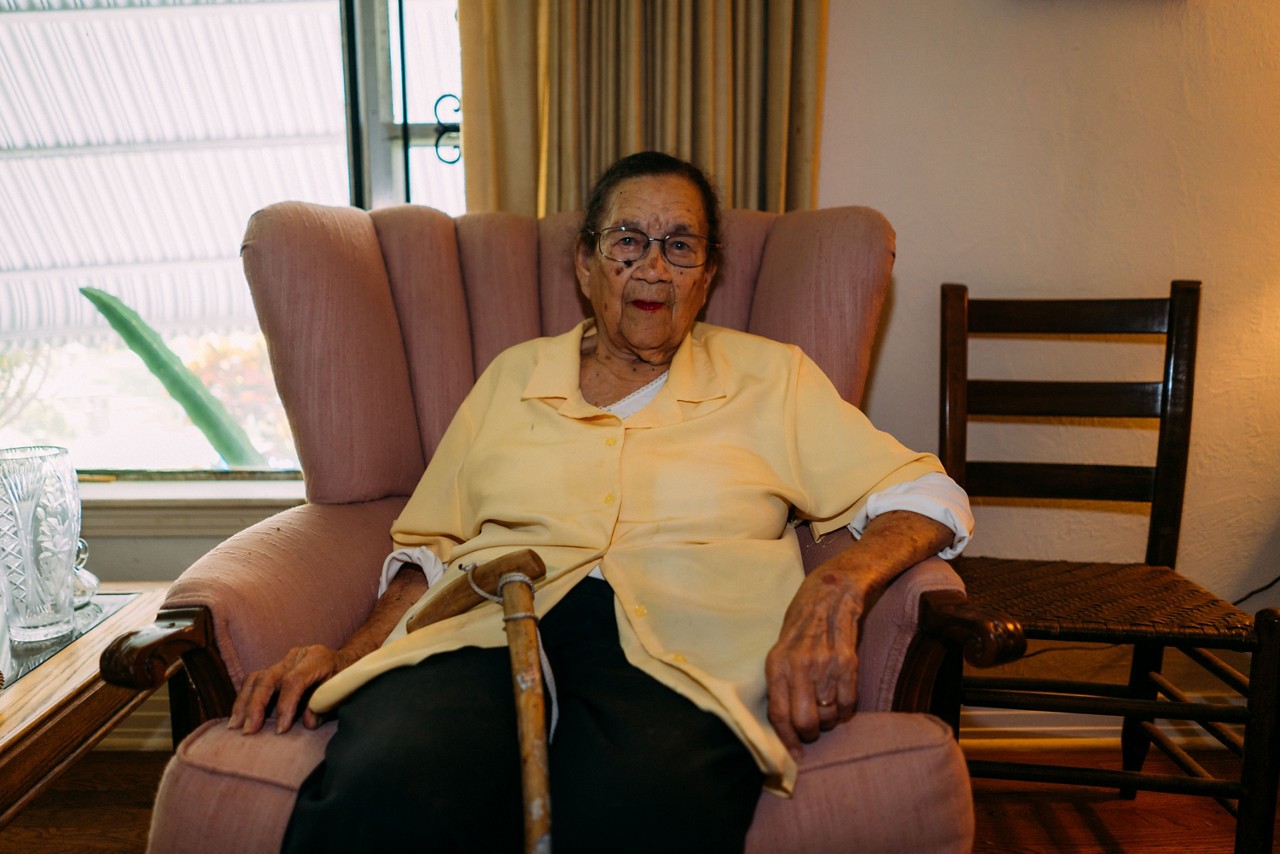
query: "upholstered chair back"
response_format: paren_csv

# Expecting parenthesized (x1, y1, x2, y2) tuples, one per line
(241, 202, 895, 507)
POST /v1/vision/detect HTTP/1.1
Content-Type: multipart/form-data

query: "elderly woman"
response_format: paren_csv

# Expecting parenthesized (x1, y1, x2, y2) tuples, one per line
(229, 151, 972, 853)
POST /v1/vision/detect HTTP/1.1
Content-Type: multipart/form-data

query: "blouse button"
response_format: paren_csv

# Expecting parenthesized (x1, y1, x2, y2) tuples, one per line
(671, 652, 687, 664)
(603, 493, 616, 505)
(605, 436, 618, 447)
(633, 604, 648, 618)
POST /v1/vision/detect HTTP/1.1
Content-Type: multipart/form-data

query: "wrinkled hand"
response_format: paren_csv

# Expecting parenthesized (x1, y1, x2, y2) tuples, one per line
(224, 564, 428, 735)
(228, 644, 344, 735)
(765, 568, 863, 759)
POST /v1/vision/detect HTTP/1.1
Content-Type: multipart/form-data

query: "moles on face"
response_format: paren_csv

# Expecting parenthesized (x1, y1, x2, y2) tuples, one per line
(575, 173, 718, 367)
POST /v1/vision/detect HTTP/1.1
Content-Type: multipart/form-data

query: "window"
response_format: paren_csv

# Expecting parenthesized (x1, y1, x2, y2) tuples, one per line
(357, 0, 464, 211)
(0, 0, 463, 473)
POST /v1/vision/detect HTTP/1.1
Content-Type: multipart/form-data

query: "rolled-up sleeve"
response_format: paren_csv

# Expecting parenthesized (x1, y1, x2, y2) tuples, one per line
(847, 471, 974, 559)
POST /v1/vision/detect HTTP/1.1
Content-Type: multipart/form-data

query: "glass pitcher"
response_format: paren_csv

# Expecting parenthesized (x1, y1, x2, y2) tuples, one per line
(0, 446, 80, 644)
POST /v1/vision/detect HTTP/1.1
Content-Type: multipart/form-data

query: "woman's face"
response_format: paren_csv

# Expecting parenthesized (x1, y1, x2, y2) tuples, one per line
(576, 174, 718, 366)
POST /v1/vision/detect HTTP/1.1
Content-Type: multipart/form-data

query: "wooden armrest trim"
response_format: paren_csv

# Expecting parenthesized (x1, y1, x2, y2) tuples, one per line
(919, 588, 1026, 668)
(892, 590, 1026, 715)
(100, 606, 236, 724)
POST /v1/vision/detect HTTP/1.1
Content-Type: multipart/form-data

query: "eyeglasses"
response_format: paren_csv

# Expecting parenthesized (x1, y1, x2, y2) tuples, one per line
(590, 226, 719, 268)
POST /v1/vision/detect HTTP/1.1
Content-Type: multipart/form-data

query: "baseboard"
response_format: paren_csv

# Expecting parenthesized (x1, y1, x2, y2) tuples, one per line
(960, 693, 1246, 751)
(97, 685, 173, 752)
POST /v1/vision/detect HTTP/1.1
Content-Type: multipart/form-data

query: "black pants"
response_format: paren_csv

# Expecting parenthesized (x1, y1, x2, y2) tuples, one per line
(282, 578, 764, 853)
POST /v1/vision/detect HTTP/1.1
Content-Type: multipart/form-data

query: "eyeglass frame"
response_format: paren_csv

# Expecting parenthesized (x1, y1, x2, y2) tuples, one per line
(588, 226, 722, 269)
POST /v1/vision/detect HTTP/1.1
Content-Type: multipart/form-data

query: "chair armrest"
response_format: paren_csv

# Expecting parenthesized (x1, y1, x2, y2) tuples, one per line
(106, 498, 406, 691)
(100, 606, 236, 735)
(100, 498, 407, 740)
(897, 586, 1025, 728)
(857, 557, 968, 711)
(164, 498, 407, 686)
(852, 557, 1025, 714)
(918, 587, 1025, 669)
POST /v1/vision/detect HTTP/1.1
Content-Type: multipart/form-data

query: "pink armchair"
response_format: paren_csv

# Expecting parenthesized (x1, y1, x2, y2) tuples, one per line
(104, 201, 1021, 852)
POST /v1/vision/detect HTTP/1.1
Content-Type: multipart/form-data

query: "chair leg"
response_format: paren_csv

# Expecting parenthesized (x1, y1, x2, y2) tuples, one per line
(167, 663, 202, 748)
(930, 646, 964, 739)
(1236, 610, 1280, 854)
(1120, 641, 1165, 798)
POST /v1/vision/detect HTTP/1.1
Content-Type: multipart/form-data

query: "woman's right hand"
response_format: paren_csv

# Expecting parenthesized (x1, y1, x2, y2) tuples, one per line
(226, 563, 430, 735)
(228, 644, 345, 735)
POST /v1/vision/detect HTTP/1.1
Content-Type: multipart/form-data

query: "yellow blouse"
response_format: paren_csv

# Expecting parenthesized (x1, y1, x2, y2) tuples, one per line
(309, 320, 943, 794)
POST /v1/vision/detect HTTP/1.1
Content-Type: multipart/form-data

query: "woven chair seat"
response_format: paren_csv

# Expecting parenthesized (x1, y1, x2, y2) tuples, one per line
(954, 557, 1257, 649)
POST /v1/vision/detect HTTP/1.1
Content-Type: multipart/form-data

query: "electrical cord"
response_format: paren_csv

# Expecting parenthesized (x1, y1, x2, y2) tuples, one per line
(1233, 572, 1280, 608)
(1016, 643, 1119, 660)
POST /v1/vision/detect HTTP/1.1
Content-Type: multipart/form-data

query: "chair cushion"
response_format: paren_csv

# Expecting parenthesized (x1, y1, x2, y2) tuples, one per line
(148, 712, 969, 853)
(147, 720, 336, 853)
(746, 713, 972, 854)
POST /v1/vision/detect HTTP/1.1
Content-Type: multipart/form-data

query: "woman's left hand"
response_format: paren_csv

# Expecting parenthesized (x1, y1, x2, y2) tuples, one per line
(765, 510, 955, 759)
(765, 563, 863, 758)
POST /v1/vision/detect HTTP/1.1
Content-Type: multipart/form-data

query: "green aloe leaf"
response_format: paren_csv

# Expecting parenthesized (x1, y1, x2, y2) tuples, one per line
(80, 287, 267, 468)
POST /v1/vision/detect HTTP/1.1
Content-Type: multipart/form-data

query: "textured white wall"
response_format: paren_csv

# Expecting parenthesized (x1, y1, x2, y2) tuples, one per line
(820, 1, 1280, 608)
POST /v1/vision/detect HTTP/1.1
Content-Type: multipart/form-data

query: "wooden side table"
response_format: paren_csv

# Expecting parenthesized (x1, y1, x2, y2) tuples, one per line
(0, 581, 170, 828)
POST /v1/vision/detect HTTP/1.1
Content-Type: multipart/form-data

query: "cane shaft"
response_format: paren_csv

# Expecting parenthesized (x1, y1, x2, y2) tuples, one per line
(502, 579, 551, 853)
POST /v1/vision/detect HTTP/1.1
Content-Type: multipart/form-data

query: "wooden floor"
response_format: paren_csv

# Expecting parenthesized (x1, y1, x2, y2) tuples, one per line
(969, 746, 1261, 853)
(0, 746, 1269, 852)
(0, 752, 165, 854)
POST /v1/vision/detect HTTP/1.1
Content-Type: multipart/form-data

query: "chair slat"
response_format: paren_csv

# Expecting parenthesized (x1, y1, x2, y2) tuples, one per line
(968, 298, 1169, 335)
(965, 461, 1156, 502)
(969, 380, 1163, 418)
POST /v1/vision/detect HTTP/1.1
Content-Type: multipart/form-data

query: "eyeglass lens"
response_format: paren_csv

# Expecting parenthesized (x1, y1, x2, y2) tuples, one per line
(598, 227, 710, 268)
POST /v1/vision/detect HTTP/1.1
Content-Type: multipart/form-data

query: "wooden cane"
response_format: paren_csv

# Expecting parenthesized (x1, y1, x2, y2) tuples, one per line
(404, 550, 547, 634)
(499, 565, 552, 854)
(405, 550, 551, 853)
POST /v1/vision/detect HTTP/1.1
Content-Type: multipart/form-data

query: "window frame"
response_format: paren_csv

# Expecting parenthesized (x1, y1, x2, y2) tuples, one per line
(343, 0, 463, 210)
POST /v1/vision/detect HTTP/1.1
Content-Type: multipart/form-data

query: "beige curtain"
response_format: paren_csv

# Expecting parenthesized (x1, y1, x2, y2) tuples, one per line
(458, 0, 827, 217)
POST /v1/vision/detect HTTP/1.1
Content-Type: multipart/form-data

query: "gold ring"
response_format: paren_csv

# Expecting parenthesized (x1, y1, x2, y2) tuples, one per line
(818, 699, 835, 708)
